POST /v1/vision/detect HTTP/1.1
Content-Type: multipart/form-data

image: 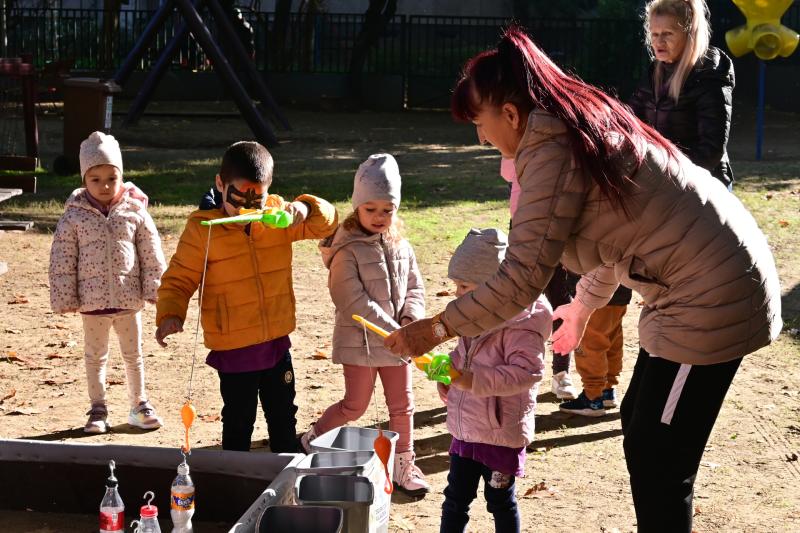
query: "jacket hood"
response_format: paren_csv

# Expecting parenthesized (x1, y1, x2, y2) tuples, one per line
(65, 182, 150, 212)
(319, 224, 383, 269)
(693, 47, 734, 86)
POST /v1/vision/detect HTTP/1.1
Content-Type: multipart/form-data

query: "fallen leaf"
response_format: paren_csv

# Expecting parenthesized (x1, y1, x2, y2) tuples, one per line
(436, 290, 451, 297)
(199, 414, 220, 422)
(786, 453, 798, 462)
(5, 408, 40, 416)
(8, 294, 29, 304)
(46, 353, 69, 359)
(4, 328, 21, 334)
(308, 384, 323, 389)
(310, 350, 328, 360)
(40, 379, 75, 386)
(778, 220, 790, 227)
(522, 481, 559, 498)
(1, 389, 16, 403)
(60, 340, 78, 349)
(107, 379, 124, 385)
(764, 193, 773, 200)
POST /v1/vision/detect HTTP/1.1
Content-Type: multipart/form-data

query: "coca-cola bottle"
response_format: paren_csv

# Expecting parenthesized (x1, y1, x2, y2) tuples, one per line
(99, 460, 124, 533)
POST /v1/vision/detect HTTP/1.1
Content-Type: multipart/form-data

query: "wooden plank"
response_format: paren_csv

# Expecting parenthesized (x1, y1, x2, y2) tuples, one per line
(0, 221, 34, 231)
(0, 175, 36, 193)
(0, 155, 37, 171)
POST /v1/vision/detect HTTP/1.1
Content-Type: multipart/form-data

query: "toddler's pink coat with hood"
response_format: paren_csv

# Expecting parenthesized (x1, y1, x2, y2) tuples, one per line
(446, 297, 551, 448)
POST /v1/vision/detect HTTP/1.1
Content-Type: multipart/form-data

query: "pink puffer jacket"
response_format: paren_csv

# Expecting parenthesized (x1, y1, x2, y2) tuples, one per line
(49, 183, 166, 314)
(446, 296, 551, 448)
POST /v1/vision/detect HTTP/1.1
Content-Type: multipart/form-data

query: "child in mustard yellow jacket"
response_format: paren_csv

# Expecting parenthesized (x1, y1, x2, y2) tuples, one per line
(155, 141, 338, 452)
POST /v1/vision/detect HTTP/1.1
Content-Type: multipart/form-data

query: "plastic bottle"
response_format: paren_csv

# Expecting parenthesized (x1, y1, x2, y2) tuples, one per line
(170, 461, 195, 532)
(139, 491, 162, 533)
(99, 460, 125, 533)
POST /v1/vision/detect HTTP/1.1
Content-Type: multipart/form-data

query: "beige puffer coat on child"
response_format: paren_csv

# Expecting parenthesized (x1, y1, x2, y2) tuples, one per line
(49, 182, 166, 314)
(321, 224, 426, 367)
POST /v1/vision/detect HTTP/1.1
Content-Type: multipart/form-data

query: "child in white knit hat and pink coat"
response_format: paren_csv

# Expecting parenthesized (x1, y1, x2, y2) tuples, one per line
(49, 131, 166, 434)
(300, 153, 430, 496)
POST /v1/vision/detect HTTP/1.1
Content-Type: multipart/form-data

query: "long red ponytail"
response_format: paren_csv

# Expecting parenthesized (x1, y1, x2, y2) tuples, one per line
(452, 25, 677, 210)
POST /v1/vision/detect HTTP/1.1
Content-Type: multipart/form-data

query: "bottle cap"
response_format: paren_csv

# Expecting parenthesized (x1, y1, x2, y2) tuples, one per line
(140, 504, 158, 518)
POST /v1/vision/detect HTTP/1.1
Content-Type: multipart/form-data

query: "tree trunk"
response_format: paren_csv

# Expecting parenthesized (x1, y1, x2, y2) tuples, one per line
(346, 0, 397, 109)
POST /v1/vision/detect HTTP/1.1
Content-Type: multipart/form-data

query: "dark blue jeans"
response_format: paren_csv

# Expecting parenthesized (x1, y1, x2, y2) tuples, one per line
(218, 351, 299, 452)
(440, 454, 520, 533)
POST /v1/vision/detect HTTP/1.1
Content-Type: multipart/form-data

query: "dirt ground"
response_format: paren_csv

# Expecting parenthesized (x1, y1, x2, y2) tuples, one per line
(1, 106, 799, 532)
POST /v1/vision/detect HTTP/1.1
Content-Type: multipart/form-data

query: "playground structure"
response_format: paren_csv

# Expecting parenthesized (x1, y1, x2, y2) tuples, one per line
(113, 0, 290, 147)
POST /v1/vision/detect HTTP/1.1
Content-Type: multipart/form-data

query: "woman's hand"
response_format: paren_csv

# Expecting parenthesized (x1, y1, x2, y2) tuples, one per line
(384, 317, 442, 357)
(551, 300, 593, 355)
(450, 370, 473, 392)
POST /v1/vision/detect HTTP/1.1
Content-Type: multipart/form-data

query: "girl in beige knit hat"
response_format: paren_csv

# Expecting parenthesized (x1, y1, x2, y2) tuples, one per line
(49, 131, 166, 434)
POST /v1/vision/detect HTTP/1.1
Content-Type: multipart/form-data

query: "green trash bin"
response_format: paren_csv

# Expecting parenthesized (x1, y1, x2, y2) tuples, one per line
(54, 77, 121, 175)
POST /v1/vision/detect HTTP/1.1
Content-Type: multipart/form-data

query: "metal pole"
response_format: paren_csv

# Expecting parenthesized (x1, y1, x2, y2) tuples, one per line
(0, 0, 7, 58)
(204, 0, 290, 130)
(173, 0, 278, 146)
(756, 60, 766, 161)
(113, 0, 176, 86)
(122, 7, 195, 126)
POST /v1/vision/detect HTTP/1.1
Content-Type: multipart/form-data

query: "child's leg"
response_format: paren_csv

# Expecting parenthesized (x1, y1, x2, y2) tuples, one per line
(440, 454, 483, 533)
(575, 306, 615, 400)
(378, 364, 413, 454)
(111, 310, 146, 408)
(258, 351, 300, 452)
(604, 305, 628, 390)
(481, 468, 520, 533)
(81, 314, 114, 406)
(218, 370, 261, 451)
(314, 365, 377, 436)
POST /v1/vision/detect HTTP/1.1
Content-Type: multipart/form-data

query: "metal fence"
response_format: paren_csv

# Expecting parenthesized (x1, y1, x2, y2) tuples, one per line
(4, 6, 798, 103)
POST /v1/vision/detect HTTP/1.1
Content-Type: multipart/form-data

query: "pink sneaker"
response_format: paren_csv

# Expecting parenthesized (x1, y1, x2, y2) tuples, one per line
(84, 403, 109, 434)
(128, 401, 163, 430)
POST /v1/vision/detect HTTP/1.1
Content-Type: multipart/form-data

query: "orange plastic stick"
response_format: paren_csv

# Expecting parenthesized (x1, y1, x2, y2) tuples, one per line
(181, 401, 196, 453)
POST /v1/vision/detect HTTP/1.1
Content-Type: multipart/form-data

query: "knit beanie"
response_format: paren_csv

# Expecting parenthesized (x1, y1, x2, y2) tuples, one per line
(351, 153, 401, 208)
(448, 228, 508, 285)
(79, 131, 123, 179)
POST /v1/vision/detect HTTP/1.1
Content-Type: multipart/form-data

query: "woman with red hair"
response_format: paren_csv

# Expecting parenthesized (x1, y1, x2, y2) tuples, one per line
(385, 27, 781, 532)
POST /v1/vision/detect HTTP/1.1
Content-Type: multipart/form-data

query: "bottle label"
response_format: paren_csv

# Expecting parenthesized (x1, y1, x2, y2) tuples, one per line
(99, 510, 124, 530)
(171, 491, 195, 511)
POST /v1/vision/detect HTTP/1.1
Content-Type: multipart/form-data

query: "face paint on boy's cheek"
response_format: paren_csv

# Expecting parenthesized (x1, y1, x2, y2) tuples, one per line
(226, 184, 265, 210)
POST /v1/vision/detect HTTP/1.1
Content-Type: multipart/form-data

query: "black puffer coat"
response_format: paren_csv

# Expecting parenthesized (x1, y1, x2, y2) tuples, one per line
(630, 46, 735, 186)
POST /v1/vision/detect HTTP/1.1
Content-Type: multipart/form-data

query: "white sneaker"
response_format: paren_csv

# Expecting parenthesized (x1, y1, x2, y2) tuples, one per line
(128, 401, 163, 430)
(551, 371, 578, 400)
(393, 451, 430, 497)
(300, 425, 317, 454)
(84, 403, 109, 434)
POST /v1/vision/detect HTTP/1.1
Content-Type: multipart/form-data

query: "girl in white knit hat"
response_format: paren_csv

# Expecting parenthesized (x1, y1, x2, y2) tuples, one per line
(300, 153, 430, 496)
(49, 131, 166, 434)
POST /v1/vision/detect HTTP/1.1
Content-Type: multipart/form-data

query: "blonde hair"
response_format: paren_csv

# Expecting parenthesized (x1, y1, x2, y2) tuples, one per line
(644, 0, 711, 102)
(342, 209, 405, 245)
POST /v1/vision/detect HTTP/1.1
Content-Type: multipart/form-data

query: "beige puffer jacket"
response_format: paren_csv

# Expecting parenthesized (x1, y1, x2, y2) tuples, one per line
(444, 111, 781, 365)
(321, 224, 426, 366)
(49, 183, 166, 314)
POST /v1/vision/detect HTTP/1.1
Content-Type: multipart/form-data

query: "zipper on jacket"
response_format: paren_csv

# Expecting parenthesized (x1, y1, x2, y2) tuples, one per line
(248, 226, 268, 339)
(379, 234, 400, 321)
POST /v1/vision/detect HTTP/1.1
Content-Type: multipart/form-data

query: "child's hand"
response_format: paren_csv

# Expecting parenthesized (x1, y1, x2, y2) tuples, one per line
(285, 201, 309, 227)
(437, 382, 449, 405)
(156, 316, 184, 347)
(450, 370, 473, 391)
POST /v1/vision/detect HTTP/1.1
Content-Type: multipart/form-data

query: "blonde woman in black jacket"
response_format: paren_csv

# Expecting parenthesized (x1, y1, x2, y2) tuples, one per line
(630, 0, 735, 188)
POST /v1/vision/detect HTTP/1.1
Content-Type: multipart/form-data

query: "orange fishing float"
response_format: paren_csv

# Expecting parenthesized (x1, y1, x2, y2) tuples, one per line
(180, 401, 196, 453)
